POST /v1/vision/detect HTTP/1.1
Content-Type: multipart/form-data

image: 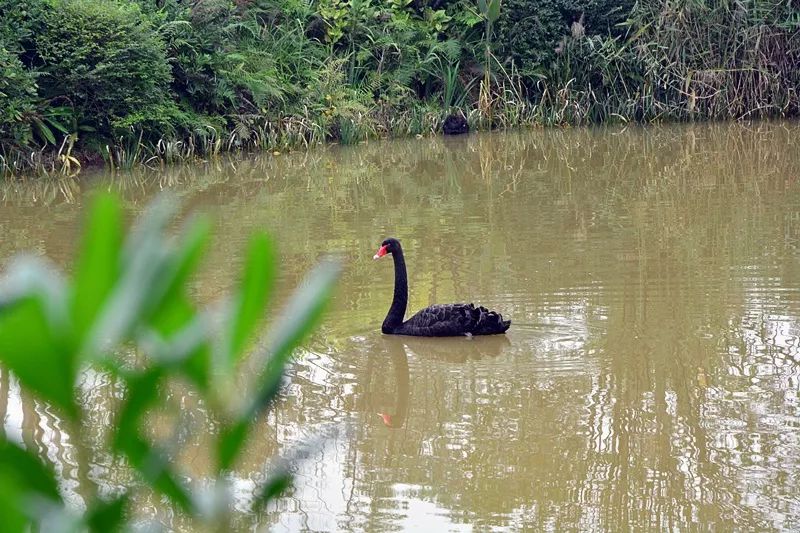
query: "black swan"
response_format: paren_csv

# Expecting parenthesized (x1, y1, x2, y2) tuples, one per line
(373, 238, 510, 336)
(442, 113, 469, 135)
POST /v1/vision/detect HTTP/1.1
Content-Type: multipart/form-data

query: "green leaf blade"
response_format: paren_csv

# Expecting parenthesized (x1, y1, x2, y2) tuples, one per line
(253, 470, 292, 511)
(146, 216, 211, 337)
(0, 439, 63, 532)
(219, 259, 340, 467)
(71, 193, 123, 344)
(487, 0, 501, 23)
(228, 232, 276, 364)
(0, 440, 62, 501)
(86, 495, 128, 533)
(112, 368, 163, 451)
(259, 259, 341, 386)
(217, 419, 249, 471)
(111, 367, 194, 514)
(0, 296, 76, 419)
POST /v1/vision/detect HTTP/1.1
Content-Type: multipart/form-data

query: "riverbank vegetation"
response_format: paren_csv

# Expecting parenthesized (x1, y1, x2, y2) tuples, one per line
(1, 0, 799, 177)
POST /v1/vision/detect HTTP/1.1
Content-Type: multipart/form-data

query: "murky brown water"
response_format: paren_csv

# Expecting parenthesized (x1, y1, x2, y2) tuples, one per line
(2, 121, 800, 531)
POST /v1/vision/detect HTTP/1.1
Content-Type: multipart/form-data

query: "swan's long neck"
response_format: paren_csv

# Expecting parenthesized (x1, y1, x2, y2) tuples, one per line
(383, 248, 408, 331)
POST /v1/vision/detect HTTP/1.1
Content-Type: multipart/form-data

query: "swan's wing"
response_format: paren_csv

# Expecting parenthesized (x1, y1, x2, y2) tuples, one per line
(403, 303, 510, 336)
(402, 304, 477, 336)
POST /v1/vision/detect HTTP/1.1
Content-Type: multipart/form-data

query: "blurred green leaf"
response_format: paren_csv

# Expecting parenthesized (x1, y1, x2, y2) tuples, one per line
(112, 368, 194, 513)
(84, 198, 206, 360)
(0, 298, 75, 417)
(122, 195, 178, 264)
(112, 368, 163, 454)
(0, 257, 69, 322)
(142, 312, 212, 390)
(86, 494, 128, 533)
(257, 259, 341, 396)
(143, 217, 212, 390)
(0, 439, 63, 532)
(0, 440, 62, 500)
(0, 191, 340, 529)
(148, 293, 196, 339)
(147, 216, 210, 337)
(217, 419, 248, 471)
(84, 198, 177, 357)
(125, 436, 194, 514)
(228, 232, 276, 365)
(253, 469, 291, 512)
(0, 258, 77, 419)
(218, 259, 340, 467)
(71, 193, 123, 343)
(0, 483, 27, 533)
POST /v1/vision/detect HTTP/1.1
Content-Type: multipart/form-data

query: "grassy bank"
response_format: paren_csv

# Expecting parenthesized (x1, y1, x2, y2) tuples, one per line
(1, 0, 799, 178)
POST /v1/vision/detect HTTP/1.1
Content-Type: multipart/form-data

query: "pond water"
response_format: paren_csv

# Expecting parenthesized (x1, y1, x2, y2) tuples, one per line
(2, 121, 800, 531)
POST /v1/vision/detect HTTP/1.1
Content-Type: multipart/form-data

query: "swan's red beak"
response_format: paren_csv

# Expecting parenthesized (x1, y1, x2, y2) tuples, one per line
(373, 245, 388, 260)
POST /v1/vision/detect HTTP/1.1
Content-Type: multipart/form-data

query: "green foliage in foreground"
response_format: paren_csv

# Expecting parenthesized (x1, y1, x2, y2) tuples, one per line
(0, 194, 340, 530)
(1, 0, 799, 176)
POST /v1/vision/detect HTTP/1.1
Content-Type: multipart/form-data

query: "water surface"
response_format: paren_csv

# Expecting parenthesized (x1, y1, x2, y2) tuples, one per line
(2, 121, 800, 530)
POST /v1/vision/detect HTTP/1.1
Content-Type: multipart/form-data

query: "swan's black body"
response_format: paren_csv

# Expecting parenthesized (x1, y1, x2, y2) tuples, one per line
(374, 238, 510, 337)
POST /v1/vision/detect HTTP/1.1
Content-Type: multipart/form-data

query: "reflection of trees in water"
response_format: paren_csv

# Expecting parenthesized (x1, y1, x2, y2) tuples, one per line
(2, 121, 800, 529)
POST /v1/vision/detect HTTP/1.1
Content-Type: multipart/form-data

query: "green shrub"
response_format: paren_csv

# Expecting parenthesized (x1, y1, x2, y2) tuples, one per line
(493, 0, 635, 80)
(157, 0, 305, 117)
(0, 0, 53, 157)
(110, 103, 224, 142)
(0, 44, 38, 149)
(33, 0, 172, 138)
(0, 0, 51, 48)
(494, 0, 565, 78)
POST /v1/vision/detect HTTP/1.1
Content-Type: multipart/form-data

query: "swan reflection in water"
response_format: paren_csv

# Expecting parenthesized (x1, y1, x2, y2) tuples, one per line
(373, 335, 511, 428)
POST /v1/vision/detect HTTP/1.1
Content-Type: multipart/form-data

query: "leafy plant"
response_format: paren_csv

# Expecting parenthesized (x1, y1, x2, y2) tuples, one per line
(0, 193, 340, 530)
(33, 0, 172, 140)
(0, 44, 38, 151)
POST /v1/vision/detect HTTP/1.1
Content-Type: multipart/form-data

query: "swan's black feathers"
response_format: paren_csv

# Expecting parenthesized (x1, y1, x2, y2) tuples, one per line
(399, 303, 511, 337)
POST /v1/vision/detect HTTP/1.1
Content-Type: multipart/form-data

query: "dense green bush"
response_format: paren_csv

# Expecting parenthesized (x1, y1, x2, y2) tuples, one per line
(0, 0, 50, 47)
(493, 0, 635, 80)
(494, 0, 566, 78)
(159, 0, 287, 116)
(0, 0, 56, 156)
(0, 45, 38, 150)
(33, 0, 172, 137)
(319, 0, 461, 100)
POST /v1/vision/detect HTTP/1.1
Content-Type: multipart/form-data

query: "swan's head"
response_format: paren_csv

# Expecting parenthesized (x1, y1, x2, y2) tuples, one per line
(373, 238, 401, 260)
